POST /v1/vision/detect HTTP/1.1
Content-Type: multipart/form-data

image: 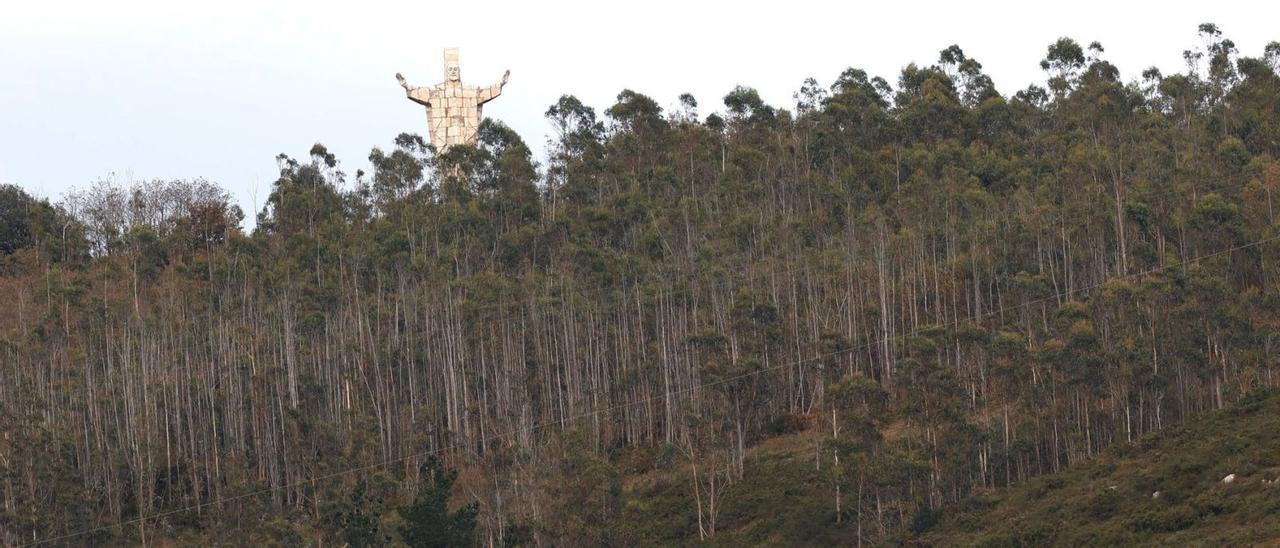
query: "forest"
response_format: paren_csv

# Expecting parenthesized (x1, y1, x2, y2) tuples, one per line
(2, 24, 1280, 546)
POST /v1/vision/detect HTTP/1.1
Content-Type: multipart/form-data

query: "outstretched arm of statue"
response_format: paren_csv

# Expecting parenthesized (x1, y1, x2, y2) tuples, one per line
(478, 70, 510, 104)
(397, 73, 431, 106)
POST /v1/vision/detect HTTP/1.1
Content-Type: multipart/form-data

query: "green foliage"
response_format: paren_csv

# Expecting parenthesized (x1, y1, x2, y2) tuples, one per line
(4, 23, 1280, 547)
(398, 457, 479, 548)
(543, 430, 623, 544)
(0, 184, 34, 255)
(334, 481, 386, 547)
(921, 390, 1280, 545)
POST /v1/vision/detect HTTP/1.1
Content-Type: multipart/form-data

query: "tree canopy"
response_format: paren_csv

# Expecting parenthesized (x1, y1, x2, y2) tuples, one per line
(2, 24, 1280, 546)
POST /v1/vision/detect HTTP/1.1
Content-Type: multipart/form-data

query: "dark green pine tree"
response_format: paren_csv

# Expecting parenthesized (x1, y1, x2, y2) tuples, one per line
(398, 457, 479, 548)
(339, 481, 384, 547)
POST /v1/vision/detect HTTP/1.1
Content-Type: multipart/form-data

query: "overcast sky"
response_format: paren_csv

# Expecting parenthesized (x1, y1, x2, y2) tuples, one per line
(2, 0, 1277, 227)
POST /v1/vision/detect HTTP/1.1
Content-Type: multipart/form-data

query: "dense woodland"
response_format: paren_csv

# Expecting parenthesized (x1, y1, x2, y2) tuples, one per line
(2, 25, 1280, 545)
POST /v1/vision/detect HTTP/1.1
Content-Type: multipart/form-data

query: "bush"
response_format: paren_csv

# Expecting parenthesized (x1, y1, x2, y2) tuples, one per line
(1128, 505, 1197, 533)
(1088, 489, 1121, 520)
(910, 506, 943, 533)
(763, 411, 809, 436)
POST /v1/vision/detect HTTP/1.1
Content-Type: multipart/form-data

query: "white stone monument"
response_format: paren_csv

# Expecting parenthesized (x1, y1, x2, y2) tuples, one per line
(396, 48, 509, 151)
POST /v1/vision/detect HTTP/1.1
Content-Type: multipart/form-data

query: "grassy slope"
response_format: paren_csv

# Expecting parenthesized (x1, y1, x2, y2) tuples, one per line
(616, 391, 1280, 546)
(919, 390, 1280, 546)
(616, 427, 861, 547)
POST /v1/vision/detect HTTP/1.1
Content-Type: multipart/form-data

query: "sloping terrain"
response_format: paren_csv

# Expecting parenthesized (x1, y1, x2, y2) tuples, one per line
(917, 390, 1280, 546)
(616, 427, 860, 546)
(614, 391, 1280, 546)
(5, 27, 1280, 546)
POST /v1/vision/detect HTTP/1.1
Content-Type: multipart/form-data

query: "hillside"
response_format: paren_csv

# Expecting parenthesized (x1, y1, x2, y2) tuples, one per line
(918, 389, 1280, 545)
(612, 390, 1280, 546)
(611, 425, 854, 546)
(2, 25, 1280, 545)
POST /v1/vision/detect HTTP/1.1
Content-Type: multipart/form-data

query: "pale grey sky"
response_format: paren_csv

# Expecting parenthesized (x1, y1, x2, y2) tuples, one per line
(2, 0, 1277, 227)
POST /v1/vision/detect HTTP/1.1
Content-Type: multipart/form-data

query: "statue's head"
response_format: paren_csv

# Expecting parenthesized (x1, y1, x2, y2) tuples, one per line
(443, 47, 461, 82)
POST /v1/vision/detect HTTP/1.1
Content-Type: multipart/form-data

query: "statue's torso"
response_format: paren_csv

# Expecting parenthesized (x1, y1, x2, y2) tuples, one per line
(425, 82, 484, 150)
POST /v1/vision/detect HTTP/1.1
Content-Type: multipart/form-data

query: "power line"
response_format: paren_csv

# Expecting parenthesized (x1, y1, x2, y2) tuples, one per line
(24, 230, 1278, 547)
